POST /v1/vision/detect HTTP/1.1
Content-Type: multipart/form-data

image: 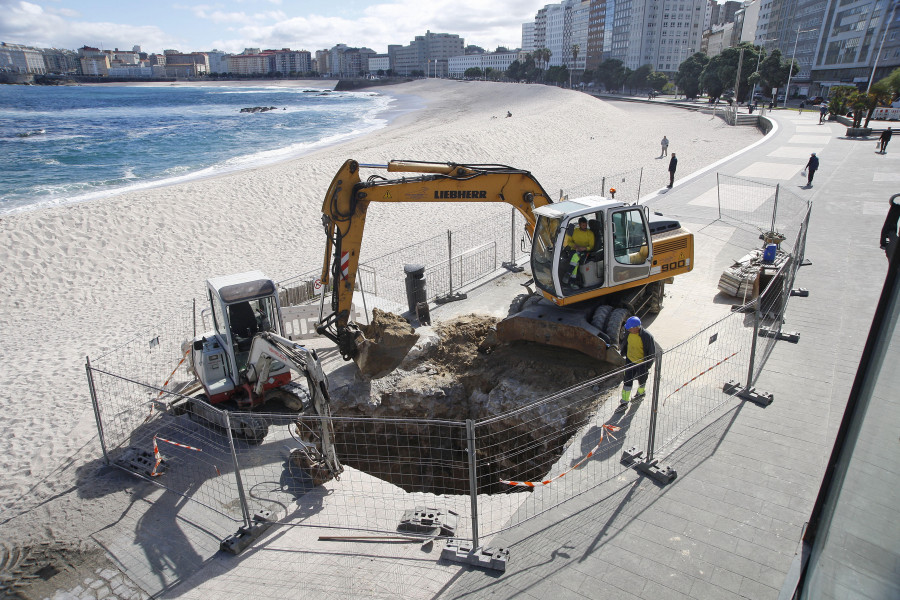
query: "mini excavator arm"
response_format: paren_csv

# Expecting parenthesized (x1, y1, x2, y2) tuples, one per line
(245, 332, 342, 479)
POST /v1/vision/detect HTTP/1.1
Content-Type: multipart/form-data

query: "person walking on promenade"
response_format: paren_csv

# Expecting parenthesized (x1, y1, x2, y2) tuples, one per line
(819, 104, 828, 124)
(661, 135, 669, 157)
(804, 153, 819, 187)
(667, 153, 677, 188)
(799, 100, 805, 113)
(615, 316, 658, 413)
(879, 127, 892, 154)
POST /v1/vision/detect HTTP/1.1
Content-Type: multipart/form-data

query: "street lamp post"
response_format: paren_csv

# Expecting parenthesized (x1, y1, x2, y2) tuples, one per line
(866, 3, 898, 94)
(784, 26, 817, 108)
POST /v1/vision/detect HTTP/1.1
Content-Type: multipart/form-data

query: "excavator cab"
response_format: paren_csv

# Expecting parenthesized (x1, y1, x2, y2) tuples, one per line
(530, 198, 653, 303)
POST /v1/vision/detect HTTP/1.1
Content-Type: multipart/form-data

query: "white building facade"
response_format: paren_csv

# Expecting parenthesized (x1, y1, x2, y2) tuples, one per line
(448, 51, 526, 76)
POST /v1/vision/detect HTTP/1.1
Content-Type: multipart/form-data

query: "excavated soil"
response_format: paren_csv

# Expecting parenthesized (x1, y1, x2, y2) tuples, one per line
(322, 312, 620, 495)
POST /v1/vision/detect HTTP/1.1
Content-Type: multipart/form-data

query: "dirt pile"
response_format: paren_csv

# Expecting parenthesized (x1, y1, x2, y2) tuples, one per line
(325, 314, 619, 494)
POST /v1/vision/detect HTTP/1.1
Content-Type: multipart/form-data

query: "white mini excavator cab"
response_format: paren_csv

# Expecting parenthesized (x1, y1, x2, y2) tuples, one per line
(192, 271, 292, 408)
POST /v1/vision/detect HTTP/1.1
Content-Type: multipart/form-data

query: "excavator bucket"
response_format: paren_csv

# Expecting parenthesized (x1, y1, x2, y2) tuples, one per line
(354, 308, 420, 378)
(496, 302, 626, 366)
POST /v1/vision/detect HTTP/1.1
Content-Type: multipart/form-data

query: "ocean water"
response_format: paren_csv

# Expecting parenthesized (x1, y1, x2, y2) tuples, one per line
(0, 84, 393, 214)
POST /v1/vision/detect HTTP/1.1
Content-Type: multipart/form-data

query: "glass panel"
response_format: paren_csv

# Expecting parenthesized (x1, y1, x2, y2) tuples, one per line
(802, 264, 900, 599)
(531, 216, 560, 293)
(613, 209, 649, 265)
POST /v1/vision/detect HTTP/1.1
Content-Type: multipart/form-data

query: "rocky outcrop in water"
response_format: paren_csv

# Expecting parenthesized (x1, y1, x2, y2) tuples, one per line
(240, 106, 278, 113)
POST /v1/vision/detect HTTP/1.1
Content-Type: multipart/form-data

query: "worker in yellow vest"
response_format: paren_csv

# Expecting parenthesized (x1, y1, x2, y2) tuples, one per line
(615, 316, 658, 413)
(563, 217, 595, 287)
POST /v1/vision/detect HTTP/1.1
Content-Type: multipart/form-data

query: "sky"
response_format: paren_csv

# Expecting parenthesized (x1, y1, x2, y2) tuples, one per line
(0, 0, 547, 54)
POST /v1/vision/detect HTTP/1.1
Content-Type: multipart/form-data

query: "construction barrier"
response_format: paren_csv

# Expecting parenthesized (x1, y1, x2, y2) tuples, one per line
(85, 172, 811, 566)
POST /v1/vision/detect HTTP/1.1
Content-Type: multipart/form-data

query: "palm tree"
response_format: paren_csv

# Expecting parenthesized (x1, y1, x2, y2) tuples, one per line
(570, 44, 580, 88)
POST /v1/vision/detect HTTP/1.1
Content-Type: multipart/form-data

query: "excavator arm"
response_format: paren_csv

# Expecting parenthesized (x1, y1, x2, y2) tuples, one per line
(317, 159, 554, 362)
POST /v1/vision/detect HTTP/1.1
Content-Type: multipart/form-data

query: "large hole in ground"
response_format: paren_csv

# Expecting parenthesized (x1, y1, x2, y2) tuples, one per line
(322, 312, 619, 495)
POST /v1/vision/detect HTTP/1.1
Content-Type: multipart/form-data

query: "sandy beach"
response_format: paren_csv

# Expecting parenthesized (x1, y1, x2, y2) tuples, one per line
(0, 80, 761, 554)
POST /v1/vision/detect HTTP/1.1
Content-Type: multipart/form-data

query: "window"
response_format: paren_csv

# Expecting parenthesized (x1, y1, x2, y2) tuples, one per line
(612, 209, 649, 265)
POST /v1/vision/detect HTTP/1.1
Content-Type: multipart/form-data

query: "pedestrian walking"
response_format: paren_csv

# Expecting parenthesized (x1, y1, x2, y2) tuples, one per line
(799, 100, 805, 113)
(819, 104, 828, 124)
(803, 153, 819, 186)
(615, 316, 658, 413)
(661, 135, 669, 157)
(667, 153, 677, 188)
(879, 127, 892, 153)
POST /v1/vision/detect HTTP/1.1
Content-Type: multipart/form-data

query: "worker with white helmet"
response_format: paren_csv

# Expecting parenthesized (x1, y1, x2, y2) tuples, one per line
(615, 316, 658, 413)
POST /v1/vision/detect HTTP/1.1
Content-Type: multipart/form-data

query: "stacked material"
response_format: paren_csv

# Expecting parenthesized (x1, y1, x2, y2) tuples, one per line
(718, 248, 789, 300)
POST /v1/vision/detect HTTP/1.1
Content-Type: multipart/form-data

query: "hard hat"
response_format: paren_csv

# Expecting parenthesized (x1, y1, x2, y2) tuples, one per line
(625, 316, 642, 329)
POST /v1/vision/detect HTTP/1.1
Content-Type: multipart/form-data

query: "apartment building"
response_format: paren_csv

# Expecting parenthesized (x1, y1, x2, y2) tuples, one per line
(448, 50, 527, 77)
(393, 31, 464, 76)
(268, 49, 312, 74)
(812, 0, 900, 95)
(609, 0, 706, 72)
(526, 0, 591, 72)
(227, 52, 269, 75)
(0, 42, 48, 74)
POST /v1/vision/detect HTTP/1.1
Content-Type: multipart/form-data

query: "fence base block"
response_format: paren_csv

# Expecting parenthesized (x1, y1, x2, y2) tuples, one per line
(441, 539, 509, 572)
(759, 328, 800, 343)
(724, 380, 774, 406)
(621, 448, 677, 485)
(435, 292, 468, 305)
(116, 447, 163, 477)
(790, 288, 809, 297)
(220, 510, 275, 555)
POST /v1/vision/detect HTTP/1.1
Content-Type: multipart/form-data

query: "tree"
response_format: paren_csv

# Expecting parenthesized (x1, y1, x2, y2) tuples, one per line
(464, 67, 483, 79)
(465, 45, 485, 54)
(876, 66, 900, 104)
(700, 43, 763, 102)
(506, 60, 522, 81)
(862, 81, 894, 127)
(534, 48, 551, 72)
(827, 85, 855, 118)
(595, 58, 626, 91)
(647, 71, 668, 93)
(626, 64, 652, 93)
(675, 52, 708, 99)
(546, 65, 569, 85)
(570, 44, 580, 87)
(757, 49, 795, 97)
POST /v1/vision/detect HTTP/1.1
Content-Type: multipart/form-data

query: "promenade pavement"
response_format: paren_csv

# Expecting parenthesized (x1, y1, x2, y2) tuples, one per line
(29, 103, 897, 600)
(436, 106, 898, 599)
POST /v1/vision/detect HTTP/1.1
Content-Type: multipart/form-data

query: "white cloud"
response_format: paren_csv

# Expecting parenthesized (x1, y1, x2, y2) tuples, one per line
(210, 0, 540, 54)
(0, 0, 180, 50)
(1, 0, 542, 54)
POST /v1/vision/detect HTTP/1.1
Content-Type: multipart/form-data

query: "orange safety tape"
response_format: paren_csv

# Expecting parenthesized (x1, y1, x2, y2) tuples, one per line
(150, 434, 202, 477)
(146, 348, 191, 424)
(157, 348, 191, 399)
(500, 423, 620, 487)
(662, 350, 740, 406)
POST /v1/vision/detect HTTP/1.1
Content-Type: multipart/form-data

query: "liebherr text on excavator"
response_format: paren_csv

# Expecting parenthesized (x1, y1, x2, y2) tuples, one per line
(316, 159, 694, 374)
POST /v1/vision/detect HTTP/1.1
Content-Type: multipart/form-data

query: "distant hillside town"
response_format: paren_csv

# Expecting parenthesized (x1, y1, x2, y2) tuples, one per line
(1, 0, 898, 99)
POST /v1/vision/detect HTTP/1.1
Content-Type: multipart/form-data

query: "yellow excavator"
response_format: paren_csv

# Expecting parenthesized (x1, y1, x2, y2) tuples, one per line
(316, 159, 693, 373)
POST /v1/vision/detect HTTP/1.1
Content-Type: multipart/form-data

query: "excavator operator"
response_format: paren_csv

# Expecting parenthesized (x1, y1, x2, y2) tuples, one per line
(563, 217, 595, 288)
